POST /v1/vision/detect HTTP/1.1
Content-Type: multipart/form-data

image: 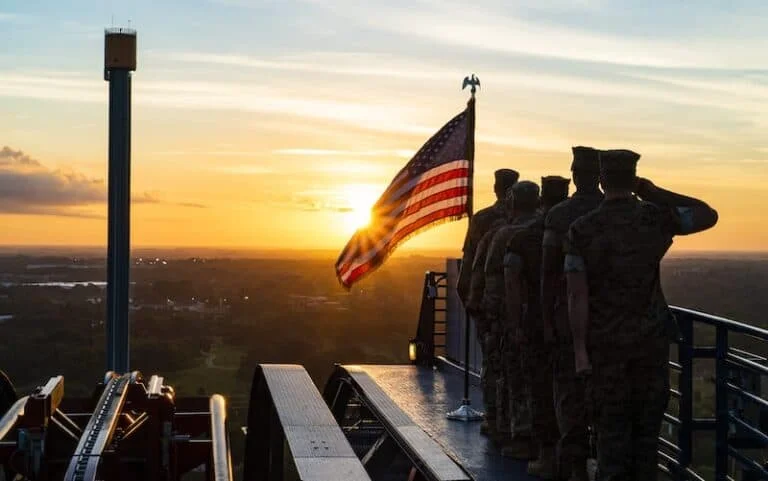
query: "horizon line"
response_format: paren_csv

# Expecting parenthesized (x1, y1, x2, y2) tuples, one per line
(0, 244, 767, 257)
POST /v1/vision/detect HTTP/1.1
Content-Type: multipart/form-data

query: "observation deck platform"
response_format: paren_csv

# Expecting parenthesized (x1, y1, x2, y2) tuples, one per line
(353, 363, 535, 481)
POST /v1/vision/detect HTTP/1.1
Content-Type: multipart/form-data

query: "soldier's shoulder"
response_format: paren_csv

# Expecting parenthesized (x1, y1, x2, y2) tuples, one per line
(506, 218, 541, 247)
(568, 208, 602, 236)
(473, 203, 502, 221)
(492, 223, 517, 239)
(525, 216, 546, 239)
(544, 199, 572, 231)
(478, 223, 503, 247)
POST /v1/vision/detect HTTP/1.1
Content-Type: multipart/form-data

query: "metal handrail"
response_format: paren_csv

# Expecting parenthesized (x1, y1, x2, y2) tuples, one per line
(210, 395, 233, 481)
(673, 306, 768, 340)
(0, 396, 28, 441)
(415, 270, 768, 481)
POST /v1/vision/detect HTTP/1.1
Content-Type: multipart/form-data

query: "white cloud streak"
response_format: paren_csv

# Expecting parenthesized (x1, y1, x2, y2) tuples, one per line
(273, 148, 414, 158)
(302, 0, 768, 69)
(164, 51, 448, 81)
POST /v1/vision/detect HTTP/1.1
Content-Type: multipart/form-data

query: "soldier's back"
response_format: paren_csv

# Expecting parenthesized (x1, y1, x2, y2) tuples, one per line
(546, 193, 604, 238)
(506, 216, 545, 326)
(466, 219, 506, 312)
(568, 197, 677, 351)
(465, 202, 504, 250)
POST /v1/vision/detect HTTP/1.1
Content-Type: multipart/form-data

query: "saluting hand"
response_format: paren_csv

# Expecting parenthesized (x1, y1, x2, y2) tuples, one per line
(634, 177, 655, 197)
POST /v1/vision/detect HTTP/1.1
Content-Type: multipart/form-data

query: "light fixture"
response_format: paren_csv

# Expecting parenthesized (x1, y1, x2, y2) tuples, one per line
(409, 338, 419, 363)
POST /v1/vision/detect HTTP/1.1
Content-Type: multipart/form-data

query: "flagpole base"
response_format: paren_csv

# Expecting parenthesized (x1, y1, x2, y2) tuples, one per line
(446, 399, 484, 422)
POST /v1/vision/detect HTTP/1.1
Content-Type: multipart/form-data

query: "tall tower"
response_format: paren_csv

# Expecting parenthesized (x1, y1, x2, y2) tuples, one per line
(104, 28, 136, 373)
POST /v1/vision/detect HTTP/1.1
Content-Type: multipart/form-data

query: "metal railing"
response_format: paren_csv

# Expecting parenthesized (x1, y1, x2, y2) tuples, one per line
(413, 264, 768, 481)
(414, 260, 482, 372)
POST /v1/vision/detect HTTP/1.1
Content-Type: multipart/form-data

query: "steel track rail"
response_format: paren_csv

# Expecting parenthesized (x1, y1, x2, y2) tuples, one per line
(63, 373, 132, 481)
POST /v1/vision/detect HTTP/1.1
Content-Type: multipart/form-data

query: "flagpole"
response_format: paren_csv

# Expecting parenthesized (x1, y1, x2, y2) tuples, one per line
(447, 74, 483, 423)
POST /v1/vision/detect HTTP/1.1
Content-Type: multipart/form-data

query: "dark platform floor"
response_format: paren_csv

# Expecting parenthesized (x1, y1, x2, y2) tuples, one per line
(359, 363, 537, 481)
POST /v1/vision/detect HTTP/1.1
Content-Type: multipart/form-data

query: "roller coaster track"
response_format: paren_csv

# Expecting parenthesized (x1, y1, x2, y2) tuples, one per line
(64, 372, 133, 481)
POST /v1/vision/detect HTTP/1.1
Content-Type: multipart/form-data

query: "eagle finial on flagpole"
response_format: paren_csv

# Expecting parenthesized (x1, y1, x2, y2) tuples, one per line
(462, 74, 480, 97)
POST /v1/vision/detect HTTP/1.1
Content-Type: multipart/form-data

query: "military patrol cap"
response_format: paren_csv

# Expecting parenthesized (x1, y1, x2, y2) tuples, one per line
(505, 180, 539, 205)
(494, 169, 520, 189)
(541, 175, 570, 200)
(599, 149, 641, 173)
(571, 146, 600, 172)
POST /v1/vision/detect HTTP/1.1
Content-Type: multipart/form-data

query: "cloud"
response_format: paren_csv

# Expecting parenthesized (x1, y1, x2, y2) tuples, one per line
(0, 71, 425, 131)
(133, 191, 209, 208)
(212, 165, 275, 175)
(6, 207, 105, 219)
(303, 0, 768, 69)
(176, 202, 207, 209)
(0, 146, 41, 167)
(0, 73, 103, 103)
(0, 146, 206, 216)
(0, 147, 104, 212)
(156, 150, 266, 157)
(294, 196, 353, 213)
(267, 189, 356, 213)
(165, 51, 449, 81)
(0, 12, 27, 23)
(273, 148, 414, 158)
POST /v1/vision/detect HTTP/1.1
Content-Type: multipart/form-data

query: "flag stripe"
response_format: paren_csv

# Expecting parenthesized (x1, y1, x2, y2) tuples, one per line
(335, 103, 473, 287)
(338, 197, 468, 281)
(410, 167, 469, 198)
(401, 186, 469, 218)
(337, 168, 468, 270)
(340, 204, 467, 285)
(375, 170, 469, 219)
(402, 177, 469, 212)
(380, 160, 469, 207)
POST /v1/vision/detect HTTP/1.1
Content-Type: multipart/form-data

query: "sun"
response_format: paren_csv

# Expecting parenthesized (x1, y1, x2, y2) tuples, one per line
(341, 184, 381, 232)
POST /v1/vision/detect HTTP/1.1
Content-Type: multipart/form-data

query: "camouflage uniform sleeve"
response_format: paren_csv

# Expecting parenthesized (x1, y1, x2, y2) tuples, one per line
(484, 227, 509, 275)
(503, 230, 524, 273)
(663, 205, 697, 235)
(466, 231, 494, 311)
(563, 221, 587, 273)
(461, 215, 478, 253)
(458, 211, 488, 301)
(543, 207, 566, 248)
(482, 230, 509, 320)
(644, 202, 709, 239)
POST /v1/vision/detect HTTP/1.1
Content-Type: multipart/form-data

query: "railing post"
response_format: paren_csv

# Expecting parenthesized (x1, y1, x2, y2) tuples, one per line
(678, 313, 694, 471)
(715, 325, 729, 480)
(415, 272, 437, 363)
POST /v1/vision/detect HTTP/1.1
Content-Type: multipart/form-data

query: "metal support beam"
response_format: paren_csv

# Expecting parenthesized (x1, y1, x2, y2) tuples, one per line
(106, 68, 132, 374)
(362, 433, 402, 476)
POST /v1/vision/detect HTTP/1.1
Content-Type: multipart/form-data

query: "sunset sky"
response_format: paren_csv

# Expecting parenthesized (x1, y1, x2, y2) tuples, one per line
(2, 1, 767, 253)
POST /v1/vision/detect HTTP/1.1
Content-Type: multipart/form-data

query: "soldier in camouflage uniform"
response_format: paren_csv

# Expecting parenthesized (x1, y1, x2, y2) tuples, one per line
(483, 186, 535, 458)
(467, 217, 506, 441)
(502, 181, 560, 477)
(458, 169, 520, 304)
(460, 169, 519, 437)
(542, 147, 603, 481)
(565, 149, 718, 481)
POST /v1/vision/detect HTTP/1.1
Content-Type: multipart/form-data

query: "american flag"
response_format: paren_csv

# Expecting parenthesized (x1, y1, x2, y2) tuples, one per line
(335, 99, 475, 288)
